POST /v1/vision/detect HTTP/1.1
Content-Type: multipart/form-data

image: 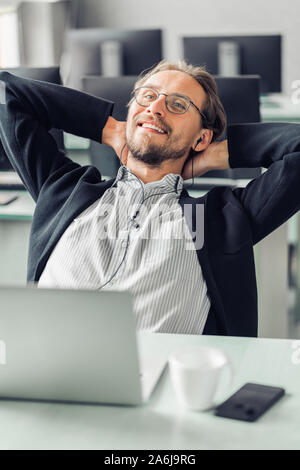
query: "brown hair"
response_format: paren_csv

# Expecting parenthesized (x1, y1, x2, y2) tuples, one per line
(130, 60, 227, 142)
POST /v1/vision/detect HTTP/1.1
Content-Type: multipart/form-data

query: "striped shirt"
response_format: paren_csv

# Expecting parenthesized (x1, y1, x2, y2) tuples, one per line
(38, 165, 210, 334)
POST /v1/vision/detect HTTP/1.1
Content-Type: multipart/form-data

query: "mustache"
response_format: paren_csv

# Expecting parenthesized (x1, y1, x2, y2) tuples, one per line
(134, 115, 171, 135)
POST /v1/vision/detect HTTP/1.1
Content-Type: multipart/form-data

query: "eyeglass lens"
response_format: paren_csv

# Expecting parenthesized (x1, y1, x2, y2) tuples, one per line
(135, 88, 190, 114)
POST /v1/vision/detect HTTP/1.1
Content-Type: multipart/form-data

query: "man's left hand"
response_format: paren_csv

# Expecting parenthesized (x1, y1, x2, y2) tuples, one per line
(181, 140, 230, 180)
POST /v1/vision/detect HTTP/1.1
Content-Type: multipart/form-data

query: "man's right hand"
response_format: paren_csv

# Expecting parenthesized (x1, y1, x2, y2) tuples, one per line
(102, 116, 128, 165)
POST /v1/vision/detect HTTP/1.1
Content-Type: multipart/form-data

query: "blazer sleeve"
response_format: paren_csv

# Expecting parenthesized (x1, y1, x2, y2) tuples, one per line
(227, 122, 300, 244)
(0, 71, 114, 201)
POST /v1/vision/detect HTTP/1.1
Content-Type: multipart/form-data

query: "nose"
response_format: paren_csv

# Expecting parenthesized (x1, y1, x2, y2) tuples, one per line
(146, 94, 167, 117)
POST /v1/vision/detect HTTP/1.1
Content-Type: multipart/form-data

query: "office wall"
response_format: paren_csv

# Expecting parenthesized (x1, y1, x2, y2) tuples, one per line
(77, 0, 300, 95)
(18, 0, 71, 67)
(0, 7, 20, 67)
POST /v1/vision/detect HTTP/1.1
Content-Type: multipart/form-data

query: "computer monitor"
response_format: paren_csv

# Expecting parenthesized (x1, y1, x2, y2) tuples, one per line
(183, 35, 281, 93)
(208, 75, 261, 179)
(0, 67, 64, 171)
(62, 28, 162, 90)
(214, 75, 261, 125)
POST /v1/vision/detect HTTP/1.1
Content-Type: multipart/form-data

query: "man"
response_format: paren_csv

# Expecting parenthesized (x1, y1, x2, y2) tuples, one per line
(0, 61, 299, 336)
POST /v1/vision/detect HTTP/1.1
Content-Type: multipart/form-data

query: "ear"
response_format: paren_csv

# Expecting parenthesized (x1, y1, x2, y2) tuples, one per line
(193, 129, 213, 152)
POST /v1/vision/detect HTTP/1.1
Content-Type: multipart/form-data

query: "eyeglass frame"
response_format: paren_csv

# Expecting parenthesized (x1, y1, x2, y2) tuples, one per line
(132, 86, 208, 128)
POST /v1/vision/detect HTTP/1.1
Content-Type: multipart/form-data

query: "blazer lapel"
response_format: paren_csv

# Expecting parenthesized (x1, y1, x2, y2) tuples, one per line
(179, 190, 229, 335)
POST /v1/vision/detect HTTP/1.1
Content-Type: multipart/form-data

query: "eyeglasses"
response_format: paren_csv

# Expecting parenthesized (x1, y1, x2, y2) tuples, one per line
(133, 86, 208, 127)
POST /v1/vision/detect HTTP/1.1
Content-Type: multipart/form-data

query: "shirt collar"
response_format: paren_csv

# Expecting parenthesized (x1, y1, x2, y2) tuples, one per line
(115, 165, 184, 195)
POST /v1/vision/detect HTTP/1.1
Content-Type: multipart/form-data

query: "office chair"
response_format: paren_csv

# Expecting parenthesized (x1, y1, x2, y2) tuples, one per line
(61, 28, 162, 90)
(183, 35, 281, 94)
(0, 67, 64, 173)
(82, 75, 138, 178)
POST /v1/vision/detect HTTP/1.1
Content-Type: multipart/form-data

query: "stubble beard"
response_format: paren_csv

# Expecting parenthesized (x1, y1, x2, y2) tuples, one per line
(126, 130, 188, 168)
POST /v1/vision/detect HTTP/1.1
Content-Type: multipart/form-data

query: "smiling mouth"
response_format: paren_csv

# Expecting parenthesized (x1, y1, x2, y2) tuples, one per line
(137, 122, 168, 135)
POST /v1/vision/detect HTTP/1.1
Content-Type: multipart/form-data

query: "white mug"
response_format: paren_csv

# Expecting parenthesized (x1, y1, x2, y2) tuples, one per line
(168, 346, 233, 411)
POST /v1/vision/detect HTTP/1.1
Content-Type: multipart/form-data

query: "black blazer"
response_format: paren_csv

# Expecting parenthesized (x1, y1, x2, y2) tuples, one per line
(1, 71, 300, 336)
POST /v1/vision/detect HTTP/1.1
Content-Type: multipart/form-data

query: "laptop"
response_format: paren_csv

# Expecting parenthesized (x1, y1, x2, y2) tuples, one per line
(0, 286, 166, 405)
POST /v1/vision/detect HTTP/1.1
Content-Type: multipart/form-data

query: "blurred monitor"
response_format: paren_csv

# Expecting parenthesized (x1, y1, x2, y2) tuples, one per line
(0, 67, 64, 172)
(214, 75, 261, 125)
(183, 35, 281, 93)
(202, 75, 261, 180)
(82, 75, 136, 121)
(4, 66, 61, 84)
(61, 28, 162, 90)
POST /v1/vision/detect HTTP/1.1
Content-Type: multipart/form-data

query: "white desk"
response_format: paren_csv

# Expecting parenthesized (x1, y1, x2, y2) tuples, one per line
(260, 96, 300, 123)
(0, 332, 299, 450)
(0, 190, 33, 220)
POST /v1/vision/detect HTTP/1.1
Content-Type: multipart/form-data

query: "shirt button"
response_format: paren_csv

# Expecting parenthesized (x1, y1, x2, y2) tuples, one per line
(122, 240, 127, 248)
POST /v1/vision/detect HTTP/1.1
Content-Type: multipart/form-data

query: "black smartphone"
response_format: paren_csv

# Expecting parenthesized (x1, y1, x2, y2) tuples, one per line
(215, 382, 285, 422)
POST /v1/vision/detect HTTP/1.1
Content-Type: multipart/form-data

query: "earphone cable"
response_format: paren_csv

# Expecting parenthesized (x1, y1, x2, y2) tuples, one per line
(98, 168, 179, 290)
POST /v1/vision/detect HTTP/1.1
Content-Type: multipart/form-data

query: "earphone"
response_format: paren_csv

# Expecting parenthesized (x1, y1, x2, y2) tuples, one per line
(185, 135, 203, 189)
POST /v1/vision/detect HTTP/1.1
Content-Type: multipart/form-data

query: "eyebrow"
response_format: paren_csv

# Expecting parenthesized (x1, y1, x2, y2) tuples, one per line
(143, 84, 192, 100)
(144, 83, 162, 90)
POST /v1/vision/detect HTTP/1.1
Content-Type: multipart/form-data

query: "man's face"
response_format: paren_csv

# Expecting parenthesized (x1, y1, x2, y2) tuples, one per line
(126, 70, 207, 167)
